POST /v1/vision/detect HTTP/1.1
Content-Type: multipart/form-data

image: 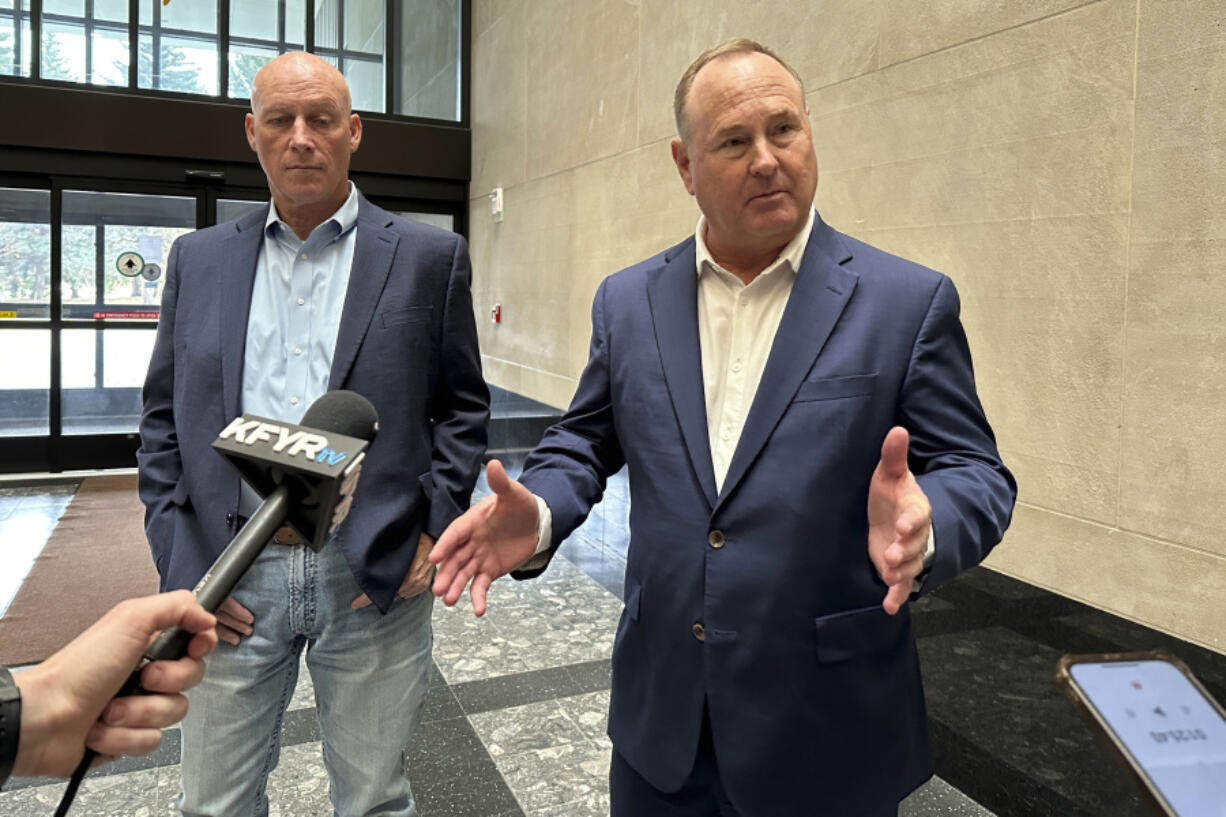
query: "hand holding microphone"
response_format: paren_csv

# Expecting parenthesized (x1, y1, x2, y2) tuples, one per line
(54, 390, 378, 815)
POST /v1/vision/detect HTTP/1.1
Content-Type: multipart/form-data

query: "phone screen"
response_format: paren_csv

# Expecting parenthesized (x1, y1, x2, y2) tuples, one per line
(1069, 659, 1226, 816)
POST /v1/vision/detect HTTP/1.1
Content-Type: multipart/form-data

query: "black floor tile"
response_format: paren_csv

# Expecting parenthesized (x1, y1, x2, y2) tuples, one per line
(406, 715, 523, 817)
(452, 659, 612, 715)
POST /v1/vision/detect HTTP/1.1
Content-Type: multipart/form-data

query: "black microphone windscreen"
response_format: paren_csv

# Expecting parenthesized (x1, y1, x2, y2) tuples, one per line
(301, 391, 379, 442)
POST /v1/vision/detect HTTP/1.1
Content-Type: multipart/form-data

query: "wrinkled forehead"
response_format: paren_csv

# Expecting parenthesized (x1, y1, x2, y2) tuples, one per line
(688, 54, 805, 128)
(252, 54, 350, 113)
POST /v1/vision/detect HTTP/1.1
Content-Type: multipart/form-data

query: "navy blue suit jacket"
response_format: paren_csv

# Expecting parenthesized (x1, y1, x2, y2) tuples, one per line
(138, 195, 489, 613)
(516, 215, 1016, 814)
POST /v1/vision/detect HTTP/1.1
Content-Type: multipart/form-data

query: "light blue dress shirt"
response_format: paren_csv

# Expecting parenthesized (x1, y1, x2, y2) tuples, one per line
(238, 182, 360, 517)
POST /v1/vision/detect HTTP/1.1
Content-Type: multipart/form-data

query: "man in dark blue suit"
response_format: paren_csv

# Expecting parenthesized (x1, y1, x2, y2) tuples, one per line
(138, 52, 488, 816)
(431, 39, 1015, 817)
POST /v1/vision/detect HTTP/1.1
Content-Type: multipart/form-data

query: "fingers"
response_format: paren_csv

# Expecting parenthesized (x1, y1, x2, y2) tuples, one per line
(217, 597, 254, 626)
(185, 628, 218, 661)
(471, 574, 493, 618)
(877, 426, 911, 479)
(444, 559, 480, 608)
(351, 593, 372, 610)
(216, 622, 244, 646)
(100, 691, 189, 730)
(216, 596, 254, 639)
(429, 497, 487, 566)
(881, 580, 911, 616)
(85, 723, 167, 760)
(140, 654, 207, 694)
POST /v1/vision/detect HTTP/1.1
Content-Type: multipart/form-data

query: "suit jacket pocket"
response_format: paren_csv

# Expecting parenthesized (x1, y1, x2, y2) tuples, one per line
(380, 305, 432, 328)
(814, 603, 907, 664)
(793, 373, 877, 403)
(171, 480, 191, 509)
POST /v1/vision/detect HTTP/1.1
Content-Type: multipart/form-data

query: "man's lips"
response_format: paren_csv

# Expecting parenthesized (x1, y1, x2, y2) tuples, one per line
(748, 190, 788, 204)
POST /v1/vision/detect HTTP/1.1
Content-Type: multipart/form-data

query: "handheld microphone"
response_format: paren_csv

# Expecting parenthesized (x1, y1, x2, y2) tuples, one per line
(54, 390, 378, 817)
(147, 388, 379, 657)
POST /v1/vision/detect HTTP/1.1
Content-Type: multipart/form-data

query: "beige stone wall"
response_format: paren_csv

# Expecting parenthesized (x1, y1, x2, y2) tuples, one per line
(467, 0, 1226, 653)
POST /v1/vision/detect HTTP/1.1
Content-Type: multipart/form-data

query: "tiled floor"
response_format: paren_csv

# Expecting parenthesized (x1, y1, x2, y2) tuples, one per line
(7, 466, 1222, 816)
(0, 473, 994, 816)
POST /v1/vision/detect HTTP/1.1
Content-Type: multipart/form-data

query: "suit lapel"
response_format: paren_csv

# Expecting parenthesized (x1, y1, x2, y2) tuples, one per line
(646, 238, 718, 509)
(220, 210, 266, 421)
(714, 219, 859, 511)
(329, 197, 397, 390)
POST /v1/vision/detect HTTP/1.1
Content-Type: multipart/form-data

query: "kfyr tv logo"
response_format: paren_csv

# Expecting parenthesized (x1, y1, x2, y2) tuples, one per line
(218, 417, 349, 466)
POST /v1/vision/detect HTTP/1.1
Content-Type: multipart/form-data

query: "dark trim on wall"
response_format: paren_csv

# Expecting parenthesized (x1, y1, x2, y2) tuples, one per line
(0, 82, 471, 181)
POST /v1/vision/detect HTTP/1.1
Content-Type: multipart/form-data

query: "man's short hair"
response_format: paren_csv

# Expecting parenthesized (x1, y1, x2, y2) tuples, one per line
(673, 38, 806, 144)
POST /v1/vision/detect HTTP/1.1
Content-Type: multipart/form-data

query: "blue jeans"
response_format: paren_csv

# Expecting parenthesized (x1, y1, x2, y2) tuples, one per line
(178, 542, 433, 817)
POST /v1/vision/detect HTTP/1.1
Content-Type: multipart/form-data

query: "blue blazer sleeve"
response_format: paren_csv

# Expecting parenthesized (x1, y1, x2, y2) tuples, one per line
(901, 275, 1017, 591)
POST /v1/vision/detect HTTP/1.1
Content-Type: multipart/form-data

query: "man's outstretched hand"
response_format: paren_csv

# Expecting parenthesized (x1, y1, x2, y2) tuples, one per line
(429, 459, 541, 616)
(867, 426, 932, 616)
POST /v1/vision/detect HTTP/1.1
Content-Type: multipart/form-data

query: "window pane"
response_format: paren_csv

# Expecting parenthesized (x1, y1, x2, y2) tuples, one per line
(90, 26, 128, 87)
(62, 329, 155, 434)
(285, 0, 305, 46)
(228, 42, 276, 99)
(0, 330, 50, 436)
(94, 0, 128, 24)
(0, 14, 32, 78)
(231, 0, 278, 42)
(395, 0, 460, 121)
(138, 33, 217, 95)
(0, 188, 51, 319)
(344, 0, 382, 52)
(158, 0, 215, 35)
(344, 58, 383, 113)
(217, 199, 266, 223)
(41, 20, 85, 82)
(61, 191, 195, 321)
(314, 0, 338, 49)
(43, 0, 83, 16)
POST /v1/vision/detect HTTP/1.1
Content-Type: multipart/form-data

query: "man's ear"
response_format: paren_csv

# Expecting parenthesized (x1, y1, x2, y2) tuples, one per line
(671, 138, 695, 196)
(349, 113, 363, 153)
(244, 113, 257, 152)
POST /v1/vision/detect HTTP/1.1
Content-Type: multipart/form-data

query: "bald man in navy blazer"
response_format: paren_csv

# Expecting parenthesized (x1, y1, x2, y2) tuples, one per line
(430, 39, 1015, 817)
(138, 52, 488, 816)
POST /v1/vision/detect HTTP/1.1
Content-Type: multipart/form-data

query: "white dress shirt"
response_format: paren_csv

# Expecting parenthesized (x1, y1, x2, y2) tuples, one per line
(237, 182, 360, 518)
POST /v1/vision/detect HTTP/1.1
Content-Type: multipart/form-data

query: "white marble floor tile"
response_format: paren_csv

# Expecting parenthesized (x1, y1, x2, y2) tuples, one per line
(0, 764, 164, 816)
(431, 555, 624, 685)
(469, 691, 611, 815)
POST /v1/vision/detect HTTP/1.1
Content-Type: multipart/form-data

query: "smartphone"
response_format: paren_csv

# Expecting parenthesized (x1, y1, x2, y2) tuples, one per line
(1056, 651, 1226, 816)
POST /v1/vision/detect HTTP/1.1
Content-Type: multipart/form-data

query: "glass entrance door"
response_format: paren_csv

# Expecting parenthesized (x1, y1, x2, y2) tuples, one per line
(0, 181, 208, 472)
(0, 179, 464, 474)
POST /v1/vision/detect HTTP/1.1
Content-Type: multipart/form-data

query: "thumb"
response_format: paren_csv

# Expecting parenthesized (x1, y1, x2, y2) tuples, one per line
(877, 426, 911, 479)
(126, 590, 215, 637)
(486, 459, 515, 499)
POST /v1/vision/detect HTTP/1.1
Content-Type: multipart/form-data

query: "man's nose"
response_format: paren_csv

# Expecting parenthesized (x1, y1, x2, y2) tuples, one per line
(748, 138, 780, 175)
(289, 118, 313, 149)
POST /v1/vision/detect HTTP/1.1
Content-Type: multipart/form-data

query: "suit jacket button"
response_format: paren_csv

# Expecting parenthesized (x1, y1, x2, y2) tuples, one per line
(226, 512, 235, 527)
(707, 530, 725, 548)
(692, 622, 705, 641)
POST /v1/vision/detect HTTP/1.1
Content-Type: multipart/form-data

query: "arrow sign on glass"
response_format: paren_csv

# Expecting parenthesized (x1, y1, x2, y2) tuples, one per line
(116, 251, 145, 277)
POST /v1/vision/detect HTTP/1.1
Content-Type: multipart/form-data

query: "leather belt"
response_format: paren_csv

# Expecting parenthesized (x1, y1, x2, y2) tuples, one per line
(272, 525, 306, 545)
